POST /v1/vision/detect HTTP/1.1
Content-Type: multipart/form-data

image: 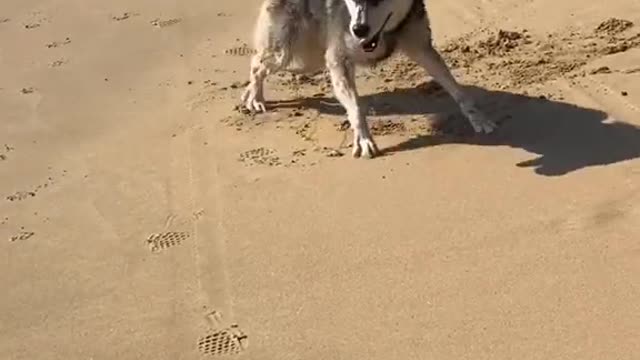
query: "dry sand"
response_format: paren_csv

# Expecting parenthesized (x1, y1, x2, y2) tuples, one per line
(1, 0, 640, 359)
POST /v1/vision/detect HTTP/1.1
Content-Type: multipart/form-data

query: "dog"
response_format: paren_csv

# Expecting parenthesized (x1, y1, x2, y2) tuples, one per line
(241, 0, 496, 158)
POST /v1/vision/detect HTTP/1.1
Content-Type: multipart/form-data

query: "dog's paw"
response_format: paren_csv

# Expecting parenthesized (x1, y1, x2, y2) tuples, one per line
(460, 102, 496, 134)
(240, 86, 266, 113)
(352, 128, 380, 159)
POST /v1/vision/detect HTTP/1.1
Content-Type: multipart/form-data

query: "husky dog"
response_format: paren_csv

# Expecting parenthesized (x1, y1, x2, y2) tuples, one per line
(241, 0, 496, 158)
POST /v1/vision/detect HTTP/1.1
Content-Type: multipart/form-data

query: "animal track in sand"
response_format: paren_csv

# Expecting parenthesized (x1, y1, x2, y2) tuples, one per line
(6, 191, 36, 202)
(9, 231, 35, 242)
(0, 144, 13, 161)
(22, 11, 49, 29)
(5, 173, 59, 202)
(46, 37, 71, 49)
(111, 12, 140, 22)
(49, 59, 67, 68)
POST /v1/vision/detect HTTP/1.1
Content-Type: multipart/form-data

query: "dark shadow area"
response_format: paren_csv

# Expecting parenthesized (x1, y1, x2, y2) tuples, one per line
(269, 83, 640, 176)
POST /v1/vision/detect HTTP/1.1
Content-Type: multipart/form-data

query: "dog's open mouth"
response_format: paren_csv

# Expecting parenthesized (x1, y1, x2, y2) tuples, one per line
(360, 12, 393, 53)
(362, 34, 381, 52)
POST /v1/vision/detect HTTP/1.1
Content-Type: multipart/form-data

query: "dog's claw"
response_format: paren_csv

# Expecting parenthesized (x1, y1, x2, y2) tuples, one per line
(241, 86, 266, 113)
(248, 100, 267, 113)
(461, 102, 496, 134)
(469, 114, 496, 134)
(352, 129, 380, 159)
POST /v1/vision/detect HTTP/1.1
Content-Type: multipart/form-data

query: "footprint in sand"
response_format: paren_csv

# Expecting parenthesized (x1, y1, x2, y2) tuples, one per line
(197, 325, 248, 357)
(146, 231, 190, 253)
(238, 147, 282, 167)
(1, 144, 14, 161)
(111, 12, 140, 22)
(318, 147, 345, 158)
(594, 18, 634, 36)
(49, 59, 67, 68)
(9, 231, 35, 242)
(6, 191, 36, 202)
(223, 45, 256, 57)
(46, 37, 71, 48)
(22, 11, 48, 29)
(204, 310, 224, 328)
(150, 18, 181, 28)
(5, 173, 58, 202)
(6, 144, 15, 151)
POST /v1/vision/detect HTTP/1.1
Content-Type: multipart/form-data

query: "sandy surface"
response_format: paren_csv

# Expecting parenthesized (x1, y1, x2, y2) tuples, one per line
(1, 0, 640, 359)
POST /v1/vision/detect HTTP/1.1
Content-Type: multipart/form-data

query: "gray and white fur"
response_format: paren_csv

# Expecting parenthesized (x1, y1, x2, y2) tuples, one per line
(241, 0, 496, 158)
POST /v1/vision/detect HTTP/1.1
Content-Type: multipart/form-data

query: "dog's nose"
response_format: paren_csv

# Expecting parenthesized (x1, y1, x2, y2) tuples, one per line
(352, 24, 370, 38)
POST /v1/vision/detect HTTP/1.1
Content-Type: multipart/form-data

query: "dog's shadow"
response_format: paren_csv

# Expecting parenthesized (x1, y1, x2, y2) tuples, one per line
(271, 84, 640, 176)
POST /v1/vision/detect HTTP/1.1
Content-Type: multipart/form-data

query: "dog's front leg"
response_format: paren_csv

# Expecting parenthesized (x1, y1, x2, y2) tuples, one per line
(241, 52, 269, 112)
(325, 49, 379, 158)
(399, 26, 496, 134)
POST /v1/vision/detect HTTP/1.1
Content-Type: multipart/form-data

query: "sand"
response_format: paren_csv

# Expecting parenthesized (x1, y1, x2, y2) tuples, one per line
(1, 0, 639, 359)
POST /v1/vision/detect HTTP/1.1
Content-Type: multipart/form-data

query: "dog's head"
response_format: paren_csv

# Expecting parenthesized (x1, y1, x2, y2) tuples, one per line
(343, 0, 412, 52)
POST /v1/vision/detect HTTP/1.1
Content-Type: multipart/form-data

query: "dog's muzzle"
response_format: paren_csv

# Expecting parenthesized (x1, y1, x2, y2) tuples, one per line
(360, 12, 393, 53)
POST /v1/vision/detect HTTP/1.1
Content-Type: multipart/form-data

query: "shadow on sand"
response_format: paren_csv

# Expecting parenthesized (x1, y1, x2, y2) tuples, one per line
(270, 83, 640, 176)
